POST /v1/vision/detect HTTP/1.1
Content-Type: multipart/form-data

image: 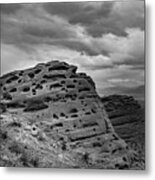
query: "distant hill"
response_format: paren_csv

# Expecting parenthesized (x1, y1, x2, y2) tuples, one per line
(101, 94, 145, 168)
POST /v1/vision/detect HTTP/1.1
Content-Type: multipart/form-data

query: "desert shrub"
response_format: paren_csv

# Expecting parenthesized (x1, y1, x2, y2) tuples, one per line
(8, 141, 40, 167)
(30, 157, 40, 167)
(8, 142, 23, 155)
(20, 152, 40, 167)
(81, 152, 90, 165)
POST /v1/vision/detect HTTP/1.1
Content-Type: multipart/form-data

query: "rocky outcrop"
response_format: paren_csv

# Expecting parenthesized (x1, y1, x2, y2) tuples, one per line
(0, 61, 142, 169)
(101, 95, 145, 143)
(102, 95, 145, 168)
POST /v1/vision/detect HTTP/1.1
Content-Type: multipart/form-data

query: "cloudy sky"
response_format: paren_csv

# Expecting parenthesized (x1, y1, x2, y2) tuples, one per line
(0, 1, 145, 100)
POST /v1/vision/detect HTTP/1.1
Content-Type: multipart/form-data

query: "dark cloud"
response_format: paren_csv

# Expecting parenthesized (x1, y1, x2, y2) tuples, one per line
(1, 12, 109, 57)
(128, 64, 145, 70)
(22, 23, 77, 42)
(114, 57, 145, 67)
(122, 85, 145, 98)
(85, 20, 128, 37)
(68, 2, 113, 25)
(43, 1, 144, 37)
(1, 2, 144, 58)
(0, 3, 21, 14)
(49, 39, 109, 56)
(102, 85, 145, 100)
(1, 1, 145, 100)
(43, 2, 117, 37)
(82, 65, 114, 71)
(43, 2, 82, 18)
(44, 2, 113, 23)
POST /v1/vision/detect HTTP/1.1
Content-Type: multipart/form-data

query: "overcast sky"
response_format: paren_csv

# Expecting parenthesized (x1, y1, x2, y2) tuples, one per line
(0, 1, 145, 100)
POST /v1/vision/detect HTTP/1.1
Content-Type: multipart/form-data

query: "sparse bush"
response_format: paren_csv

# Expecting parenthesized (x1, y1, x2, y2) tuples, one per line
(8, 142, 23, 155)
(81, 152, 90, 165)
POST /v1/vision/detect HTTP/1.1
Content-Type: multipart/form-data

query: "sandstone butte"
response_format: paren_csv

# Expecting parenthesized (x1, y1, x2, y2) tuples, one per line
(0, 60, 144, 169)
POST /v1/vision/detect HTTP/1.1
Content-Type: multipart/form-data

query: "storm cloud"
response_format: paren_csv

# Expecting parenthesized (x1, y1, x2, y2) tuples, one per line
(0, 1, 145, 100)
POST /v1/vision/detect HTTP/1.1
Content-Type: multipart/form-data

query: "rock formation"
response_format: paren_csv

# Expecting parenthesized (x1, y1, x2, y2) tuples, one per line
(101, 95, 145, 142)
(102, 95, 145, 168)
(0, 61, 142, 169)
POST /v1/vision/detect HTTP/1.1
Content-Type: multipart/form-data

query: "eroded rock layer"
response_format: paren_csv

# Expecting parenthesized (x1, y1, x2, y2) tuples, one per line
(102, 95, 145, 144)
(0, 61, 141, 169)
(102, 95, 145, 169)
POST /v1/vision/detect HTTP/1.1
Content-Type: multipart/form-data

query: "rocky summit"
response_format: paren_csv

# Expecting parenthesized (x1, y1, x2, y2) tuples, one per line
(0, 61, 142, 169)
